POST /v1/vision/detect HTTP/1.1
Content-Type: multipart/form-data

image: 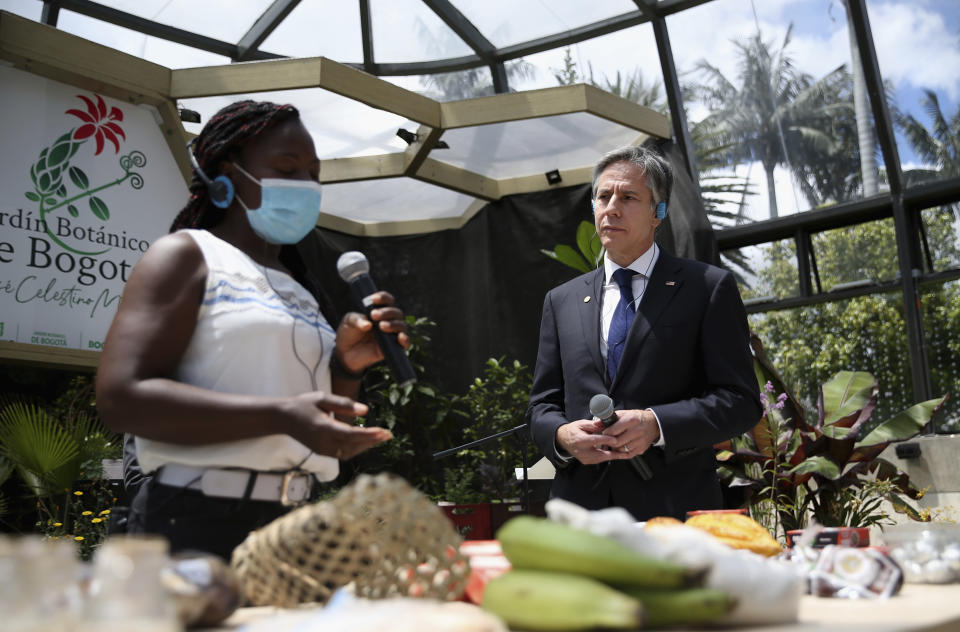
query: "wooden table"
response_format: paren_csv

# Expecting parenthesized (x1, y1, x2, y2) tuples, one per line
(211, 583, 960, 631)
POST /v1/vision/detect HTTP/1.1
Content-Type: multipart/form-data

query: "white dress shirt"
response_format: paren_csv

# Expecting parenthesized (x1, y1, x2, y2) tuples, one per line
(554, 245, 665, 461)
(600, 244, 660, 360)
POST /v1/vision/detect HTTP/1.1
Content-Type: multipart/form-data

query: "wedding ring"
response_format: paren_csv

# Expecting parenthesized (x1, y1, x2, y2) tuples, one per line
(622, 445, 630, 453)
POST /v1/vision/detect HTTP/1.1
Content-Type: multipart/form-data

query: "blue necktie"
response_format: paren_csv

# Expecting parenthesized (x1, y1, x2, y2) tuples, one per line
(607, 267, 636, 382)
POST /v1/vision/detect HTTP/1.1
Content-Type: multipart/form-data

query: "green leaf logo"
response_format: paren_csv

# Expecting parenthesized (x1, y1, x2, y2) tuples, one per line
(68, 166, 89, 190)
(89, 196, 109, 221)
(23, 93, 143, 256)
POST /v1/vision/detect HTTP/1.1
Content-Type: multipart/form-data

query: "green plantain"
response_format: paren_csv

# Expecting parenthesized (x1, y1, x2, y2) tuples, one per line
(497, 515, 703, 588)
(621, 587, 737, 627)
(482, 569, 644, 631)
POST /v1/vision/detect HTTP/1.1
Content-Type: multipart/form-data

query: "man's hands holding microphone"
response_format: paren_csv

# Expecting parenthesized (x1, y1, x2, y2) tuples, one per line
(555, 407, 660, 466)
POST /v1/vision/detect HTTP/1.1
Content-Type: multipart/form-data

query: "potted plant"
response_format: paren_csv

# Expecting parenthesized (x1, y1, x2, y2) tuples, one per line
(450, 357, 535, 536)
(714, 334, 947, 543)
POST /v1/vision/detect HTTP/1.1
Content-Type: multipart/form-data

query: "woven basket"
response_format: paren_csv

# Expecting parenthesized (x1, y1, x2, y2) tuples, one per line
(231, 473, 470, 607)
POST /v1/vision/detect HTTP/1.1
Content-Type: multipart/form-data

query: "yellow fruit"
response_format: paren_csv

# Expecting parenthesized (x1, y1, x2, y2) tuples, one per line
(684, 513, 782, 557)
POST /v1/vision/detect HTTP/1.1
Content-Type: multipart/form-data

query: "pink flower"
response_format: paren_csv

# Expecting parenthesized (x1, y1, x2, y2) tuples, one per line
(66, 94, 125, 155)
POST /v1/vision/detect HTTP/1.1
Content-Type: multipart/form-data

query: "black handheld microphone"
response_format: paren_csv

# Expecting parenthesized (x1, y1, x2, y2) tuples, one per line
(336, 251, 417, 386)
(589, 393, 653, 481)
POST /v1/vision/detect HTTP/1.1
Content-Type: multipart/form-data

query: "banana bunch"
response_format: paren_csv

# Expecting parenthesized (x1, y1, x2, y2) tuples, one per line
(483, 516, 735, 630)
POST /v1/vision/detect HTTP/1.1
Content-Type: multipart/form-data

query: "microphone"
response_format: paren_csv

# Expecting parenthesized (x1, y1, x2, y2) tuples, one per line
(336, 251, 417, 386)
(588, 394, 653, 481)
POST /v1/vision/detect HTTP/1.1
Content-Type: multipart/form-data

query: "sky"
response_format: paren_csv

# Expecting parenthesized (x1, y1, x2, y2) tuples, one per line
(1, 0, 957, 224)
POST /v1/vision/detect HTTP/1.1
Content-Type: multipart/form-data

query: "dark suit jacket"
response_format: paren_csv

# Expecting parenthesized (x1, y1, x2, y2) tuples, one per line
(528, 249, 762, 521)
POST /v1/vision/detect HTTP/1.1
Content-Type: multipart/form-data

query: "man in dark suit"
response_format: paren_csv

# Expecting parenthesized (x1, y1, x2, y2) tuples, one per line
(528, 145, 762, 521)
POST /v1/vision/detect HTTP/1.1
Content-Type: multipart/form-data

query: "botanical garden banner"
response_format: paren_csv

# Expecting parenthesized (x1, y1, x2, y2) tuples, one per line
(0, 65, 184, 352)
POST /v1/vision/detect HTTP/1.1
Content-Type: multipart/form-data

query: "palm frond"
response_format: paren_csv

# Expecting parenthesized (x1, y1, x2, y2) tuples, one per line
(0, 402, 79, 496)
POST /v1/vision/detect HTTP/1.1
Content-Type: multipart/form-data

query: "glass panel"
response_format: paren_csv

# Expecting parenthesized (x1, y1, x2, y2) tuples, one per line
(748, 290, 912, 430)
(510, 24, 662, 108)
(437, 112, 647, 178)
(94, 0, 273, 43)
(1, 0, 42, 21)
(921, 205, 960, 271)
(921, 279, 960, 434)
(727, 240, 799, 304)
(669, 0, 870, 223)
(323, 178, 478, 223)
(57, 11, 229, 67)
(811, 218, 899, 290)
(866, 0, 960, 187)
(370, 0, 473, 63)
(453, 0, 637, 49)
(177, 89, 409, 158)
(260, 0, 362, 62)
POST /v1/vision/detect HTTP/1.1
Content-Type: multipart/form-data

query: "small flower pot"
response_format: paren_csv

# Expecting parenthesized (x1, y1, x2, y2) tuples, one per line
(437, 502, 492, 540)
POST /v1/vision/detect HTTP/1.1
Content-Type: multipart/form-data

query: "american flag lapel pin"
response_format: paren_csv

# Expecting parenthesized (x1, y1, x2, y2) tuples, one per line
(584, 296, 591, 303)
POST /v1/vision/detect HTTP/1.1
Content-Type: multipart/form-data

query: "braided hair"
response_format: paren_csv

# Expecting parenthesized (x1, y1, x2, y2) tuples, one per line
(170, 100, 298, 232)
(171, 99, 339, 324)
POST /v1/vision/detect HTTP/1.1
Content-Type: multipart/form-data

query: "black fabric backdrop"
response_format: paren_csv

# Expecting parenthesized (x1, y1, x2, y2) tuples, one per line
(297, 140, 718, 395)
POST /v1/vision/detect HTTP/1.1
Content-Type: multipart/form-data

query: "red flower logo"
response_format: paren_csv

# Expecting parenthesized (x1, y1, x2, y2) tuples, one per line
(66, 94, 126, 155)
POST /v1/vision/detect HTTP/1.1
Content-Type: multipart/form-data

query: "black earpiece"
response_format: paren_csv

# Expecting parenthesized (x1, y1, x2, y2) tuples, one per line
(186, 140, 235, 209)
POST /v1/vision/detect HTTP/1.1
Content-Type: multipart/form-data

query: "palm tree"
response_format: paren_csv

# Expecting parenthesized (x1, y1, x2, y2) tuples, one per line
(839, 0, 880, 196)
(895, 89, 960, 184)
(691, 25, 851, 218)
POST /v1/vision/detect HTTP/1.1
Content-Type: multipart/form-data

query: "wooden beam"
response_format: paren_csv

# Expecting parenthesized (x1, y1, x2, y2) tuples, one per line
(441, 84, 590, 129)
(170, 57, 439, 126)
(153, 100, 194, 184)
(440, 83, 669, 139)
(0, 341, 99, 371)
(412, 157, 499, 200)
(320, 153, 406, 183)
(497, 166, 595, 197)
(0, 11, 170, 106)
(403, 124, 445, 175)
(583, 84, 671, 138)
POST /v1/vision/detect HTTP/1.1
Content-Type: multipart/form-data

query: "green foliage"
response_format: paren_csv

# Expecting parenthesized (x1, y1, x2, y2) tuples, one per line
(541, 220, 603, 273)
(743, 213, 960, 429)
(451, 357, 533, 503)
(716, 335, 946, 537)
(895, 89, 960, 184)
(36, 484, 116, 561)
(0, 376, 120, 559)
(354, 317, 534, 504)
(352, 316, 461, 499)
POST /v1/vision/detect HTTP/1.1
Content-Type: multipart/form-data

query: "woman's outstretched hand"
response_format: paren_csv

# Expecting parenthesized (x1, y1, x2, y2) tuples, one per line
(283, 391, 392, 460)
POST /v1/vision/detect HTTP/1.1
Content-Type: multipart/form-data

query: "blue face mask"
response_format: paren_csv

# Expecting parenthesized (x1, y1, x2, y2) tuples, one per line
(233, 163, 323, 244)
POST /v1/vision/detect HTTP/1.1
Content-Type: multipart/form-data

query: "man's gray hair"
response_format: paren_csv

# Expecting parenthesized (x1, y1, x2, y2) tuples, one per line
(591, 145, 673, 207)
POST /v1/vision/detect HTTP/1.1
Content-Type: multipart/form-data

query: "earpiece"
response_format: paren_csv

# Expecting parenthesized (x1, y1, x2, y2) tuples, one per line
(655, 200, 667, 220)
(186, 140, 235, 209)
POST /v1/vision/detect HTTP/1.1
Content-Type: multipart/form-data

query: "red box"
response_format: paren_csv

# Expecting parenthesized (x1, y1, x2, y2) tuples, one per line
(439, 503, 492, 540)
(786, 526, 870, 548)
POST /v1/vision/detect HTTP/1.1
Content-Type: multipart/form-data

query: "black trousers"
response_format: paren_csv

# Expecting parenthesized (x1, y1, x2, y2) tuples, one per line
(127, 477, 291, 561)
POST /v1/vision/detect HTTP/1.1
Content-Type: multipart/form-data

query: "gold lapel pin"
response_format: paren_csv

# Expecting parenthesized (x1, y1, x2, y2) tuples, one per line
(584, 296, 591, 303)
(666, 281, 676, 286)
